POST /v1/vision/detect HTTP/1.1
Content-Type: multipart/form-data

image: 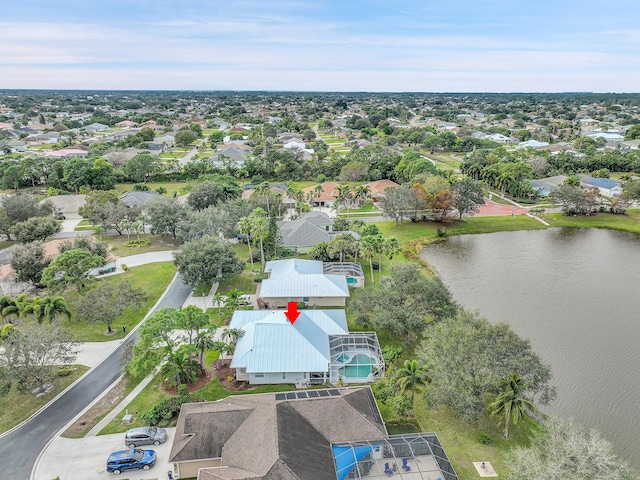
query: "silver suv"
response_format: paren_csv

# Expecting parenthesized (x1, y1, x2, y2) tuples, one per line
(124, 426, 168, 448)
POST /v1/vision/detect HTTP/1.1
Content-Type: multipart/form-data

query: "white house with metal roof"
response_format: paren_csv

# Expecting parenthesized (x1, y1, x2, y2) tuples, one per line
(259, 259, 349, 307)
(230, 309, 384, 386)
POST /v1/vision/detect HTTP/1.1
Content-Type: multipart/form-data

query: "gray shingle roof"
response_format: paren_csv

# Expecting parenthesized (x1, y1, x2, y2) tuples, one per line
(175, 387, 387, 480)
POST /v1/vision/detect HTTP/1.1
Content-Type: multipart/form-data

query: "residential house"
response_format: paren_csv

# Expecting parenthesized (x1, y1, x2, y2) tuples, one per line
(259, 259, 349, 307)
(578, 175, 624, 197)
(363, 179, 400, 203)
(168, 387, 458, 480)
(302, 182, 340, 208)
(44, 147, 89, 158)
(83, 122, 109, 133)
(211, 147, 248, 167)
(120, 190, 159, 208)
(277, 212, 334, 253)
(230, 308, 384, 385)
(516, 139, 550, 150)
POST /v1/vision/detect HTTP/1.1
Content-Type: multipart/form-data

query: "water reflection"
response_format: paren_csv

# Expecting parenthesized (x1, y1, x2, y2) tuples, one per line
(421, 228, 640, 472)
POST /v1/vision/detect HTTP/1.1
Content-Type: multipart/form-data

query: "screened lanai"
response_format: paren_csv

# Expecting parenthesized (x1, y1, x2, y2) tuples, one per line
(332, 433, 459, 480)
(329, 333, 384, 385)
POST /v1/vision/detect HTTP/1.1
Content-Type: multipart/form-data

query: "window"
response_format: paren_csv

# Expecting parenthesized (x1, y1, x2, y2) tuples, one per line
(255, 373, 264, 378)
(303, 373, 307, 379)
(282, 373, 286, 379)
(303, 297, 309, 302)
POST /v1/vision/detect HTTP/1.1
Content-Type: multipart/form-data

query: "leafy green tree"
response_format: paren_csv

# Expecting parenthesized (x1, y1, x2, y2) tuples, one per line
(174, 306, 209, 345)
(223, 289, 245, 311)
(380, 185, 416, 225)
(417, 310, 555, 422)
(122, 152, 162, 183)
(396, 359, 429, 407)
(489, 372, 537, 439)
(75, 280, 147, 333)
(58, 237, 108, 260)
(1, 194, 54, 228)
(173, 237, 244, 289)
(175, 129, 198, 147)
(9, 241, 50, 285)
(11, 216, 61, 243)
(452, 177, 485, 220)
(41, 249, 105, 293)
(146, 195, 187, 240)
(505, 417, 635, 480)
(187, 182, 231, 210)
(2, 322, 79, 394)
(349, 263, 457, 340)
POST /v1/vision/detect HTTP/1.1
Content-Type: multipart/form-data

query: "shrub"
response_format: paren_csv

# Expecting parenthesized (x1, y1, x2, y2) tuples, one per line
(297, 302, 307, 310)
(141, 386, 191, 426)
(437, 227, 448, 238)
(371, 261, 380, 270)
(57, 366, 74, 377)
(479, 432, 491, 445)
(0, 380, 11, 397)
(133, 183, 150, 191)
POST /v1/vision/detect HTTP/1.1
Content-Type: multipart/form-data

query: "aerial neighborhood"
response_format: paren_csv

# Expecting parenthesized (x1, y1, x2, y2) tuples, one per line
(1, 91, 639, 480)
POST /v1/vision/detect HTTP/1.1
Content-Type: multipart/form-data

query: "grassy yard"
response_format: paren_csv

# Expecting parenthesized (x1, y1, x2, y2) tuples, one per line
(57, 262, 176, 342)
(413, 396, 539, 480)
(0, 365, 89, 434)
(106, 233, 180, 256)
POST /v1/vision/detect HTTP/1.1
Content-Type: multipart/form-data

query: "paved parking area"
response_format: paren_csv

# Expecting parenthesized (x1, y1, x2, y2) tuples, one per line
(35, 428, 175, 480)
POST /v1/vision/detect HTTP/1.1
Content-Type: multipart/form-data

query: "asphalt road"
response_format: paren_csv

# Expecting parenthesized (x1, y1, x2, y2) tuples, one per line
(0, 274, 193, 480)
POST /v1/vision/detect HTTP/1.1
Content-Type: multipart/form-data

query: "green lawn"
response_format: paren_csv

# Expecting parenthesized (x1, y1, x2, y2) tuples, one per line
(57, 262, 176, 342)
(413, 396, 539, 480)
(0, 365, 90, 434)
(106, 233, 180, 256)
(545, 209, 640, 233)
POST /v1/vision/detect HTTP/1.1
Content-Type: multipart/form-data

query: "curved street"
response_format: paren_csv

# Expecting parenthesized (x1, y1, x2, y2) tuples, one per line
(0, 273, 193, 480)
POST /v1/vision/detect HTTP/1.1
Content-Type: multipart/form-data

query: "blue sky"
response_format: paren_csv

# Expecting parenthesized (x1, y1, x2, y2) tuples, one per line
(2, 0, 639, 92)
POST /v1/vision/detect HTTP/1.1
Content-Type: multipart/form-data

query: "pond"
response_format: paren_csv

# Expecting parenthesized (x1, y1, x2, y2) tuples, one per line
(421, 228, 640, 472)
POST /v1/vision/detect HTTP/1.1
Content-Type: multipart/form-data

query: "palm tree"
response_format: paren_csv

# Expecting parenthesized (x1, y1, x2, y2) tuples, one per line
(286, 185, 297, 214)
(396, 359, 429, 408)
(384, 237, 402, 271)
(222, 327, 245, 345)
(161, 346, 201, 386)
(213, 293, 224, 316)
(359, 236, 377, 287)
(0, 295, 17, 323)
(224, 289, 244, 311)
(30, 296, 72, 324)
(1, 294, 33, 322)
(213, 340, 234, 366)
(238, 216, 255, 272)
(250, 208, 268, 269)
(313, 184, 324, 210)
(194, 328, 216, 369)
(372, 234, 385, 282)
(489, 372, 538, 439)
(354, 185, 371, 207)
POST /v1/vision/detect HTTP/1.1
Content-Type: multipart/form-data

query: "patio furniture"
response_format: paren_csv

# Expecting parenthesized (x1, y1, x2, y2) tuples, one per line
(384, 462, 394, 475)
(402, 458, 410, 471)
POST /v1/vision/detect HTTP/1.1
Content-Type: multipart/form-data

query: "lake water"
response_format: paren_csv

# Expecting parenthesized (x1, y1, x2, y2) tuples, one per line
(421, 228, 640, 472)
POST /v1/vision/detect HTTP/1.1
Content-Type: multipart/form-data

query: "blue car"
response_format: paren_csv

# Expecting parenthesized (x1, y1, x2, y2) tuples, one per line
(106, 448, 156, 475)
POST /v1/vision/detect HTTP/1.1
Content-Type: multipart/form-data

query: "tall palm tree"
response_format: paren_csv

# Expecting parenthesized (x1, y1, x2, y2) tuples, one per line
(396, 359, 429, 408)
(489, 372, 538, 439)
(354, 185, 371, 207)
(224, 289, 244, 311)
(30, 296, 72, 324)
(313, 184, 324, 210)
(161, 347, 201, 386)
(238, 216, 255, 272)
(194, 328, 216, 369)
(250, 208, 268, 269)
(359, 236, 377, 287)
(286, 185, 297, 214)
(213, 340, 234, 366)
(372, 234, 385, 282)
(384, 237, 402, 271)
(213, 293, 224, 316)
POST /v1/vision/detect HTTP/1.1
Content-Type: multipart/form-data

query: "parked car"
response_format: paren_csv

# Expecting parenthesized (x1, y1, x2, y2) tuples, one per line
(106, 448, 156, 475)
(124, 426, 168, 447)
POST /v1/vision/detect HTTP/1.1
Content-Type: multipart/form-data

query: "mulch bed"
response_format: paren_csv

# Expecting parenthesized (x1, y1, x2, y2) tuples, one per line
(212, 359, 250, 391)
(161, 368, 213, 395)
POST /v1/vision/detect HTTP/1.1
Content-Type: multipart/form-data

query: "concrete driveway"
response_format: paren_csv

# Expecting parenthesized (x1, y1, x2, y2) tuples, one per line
(34, 428, 175, 480)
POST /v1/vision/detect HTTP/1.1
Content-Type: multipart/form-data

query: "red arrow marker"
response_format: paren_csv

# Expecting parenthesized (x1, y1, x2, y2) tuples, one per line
(284, 301, 301, 324)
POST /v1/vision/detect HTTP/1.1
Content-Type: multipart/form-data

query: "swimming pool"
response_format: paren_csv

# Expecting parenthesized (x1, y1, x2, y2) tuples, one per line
(339, 353, 374, 378)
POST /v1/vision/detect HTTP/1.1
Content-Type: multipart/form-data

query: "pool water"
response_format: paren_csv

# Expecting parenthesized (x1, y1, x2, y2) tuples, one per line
(340, 353, 374, 378)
